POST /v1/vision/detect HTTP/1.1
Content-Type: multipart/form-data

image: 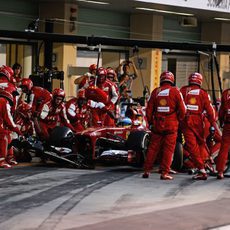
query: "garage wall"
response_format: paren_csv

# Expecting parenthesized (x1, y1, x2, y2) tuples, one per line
(77, 8, 130, 38)
(0, 2, 201, 43)
(0, 0, 38, 31)
(163, 16, 201, 42)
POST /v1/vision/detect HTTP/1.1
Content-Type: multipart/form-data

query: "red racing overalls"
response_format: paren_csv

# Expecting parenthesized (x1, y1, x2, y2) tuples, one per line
(144, 83, 186, 174)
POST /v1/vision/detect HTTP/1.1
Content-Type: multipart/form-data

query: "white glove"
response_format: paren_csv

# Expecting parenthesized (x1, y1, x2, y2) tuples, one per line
(88, 100, 105, 109)
(96, 102, 105, 109)
(88, 100, 97, 108)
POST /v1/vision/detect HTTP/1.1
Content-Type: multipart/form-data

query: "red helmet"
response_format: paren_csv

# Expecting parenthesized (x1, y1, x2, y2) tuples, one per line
(89, 64, 97, 73)
(97, 67, 107, 83)
(0, 83, 18, 106)
(188, 72, 203, 86)
(160, 71, 175, 85)
(0, 65, 14, 81)
(107, 69, 116, 81)
(52, 88, 65, 98)
(21, 78, 33, 91)
(17, 102, 32, 119)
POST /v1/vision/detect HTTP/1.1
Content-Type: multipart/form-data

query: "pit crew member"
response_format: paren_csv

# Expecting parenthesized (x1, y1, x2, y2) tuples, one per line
(216, 88, 230, 179)
(36, 88, 75, 141)
(86, 67, 119, 127)
(19, 78, 52, 116)
(142, 71, 186, 180)
(0, 85, 23, 168)
(66, 89, 90, 132)
(14, 102, 35, 137)
(180, 72, 216, 180)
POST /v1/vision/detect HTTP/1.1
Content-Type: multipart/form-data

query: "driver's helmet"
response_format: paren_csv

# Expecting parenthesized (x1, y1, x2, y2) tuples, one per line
(119, 117, 132, 127)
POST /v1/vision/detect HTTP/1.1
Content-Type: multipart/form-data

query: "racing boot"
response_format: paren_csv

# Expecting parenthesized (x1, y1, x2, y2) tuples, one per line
(0, 159, 12, 169)
(158, 168, 177, 174)
(192, 172, 207, 180)
(142, 172, 150, 178)
(6, 156, 18, 166)
(205, 160, 215, 174)
(217, 172, 224, 180)
(188, 168, 198, 175)
(160, 173, 173, 180)
(169, 169, 177, 174)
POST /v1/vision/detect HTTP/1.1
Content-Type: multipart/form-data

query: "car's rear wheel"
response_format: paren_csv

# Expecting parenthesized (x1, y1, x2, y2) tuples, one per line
(171, 141, 183, 171)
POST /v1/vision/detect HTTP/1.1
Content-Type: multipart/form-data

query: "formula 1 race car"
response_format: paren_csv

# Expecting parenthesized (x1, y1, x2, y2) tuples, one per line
(15, 122, 229, 174)
(74, 124, 151, 168)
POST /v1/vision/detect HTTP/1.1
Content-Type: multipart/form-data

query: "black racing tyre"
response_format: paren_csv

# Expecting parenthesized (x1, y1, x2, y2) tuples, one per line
(126, 130, 150, 167)
(171, 141, 183, 171)
(48, 126, 74, 147)
(14, 148, 32, 163)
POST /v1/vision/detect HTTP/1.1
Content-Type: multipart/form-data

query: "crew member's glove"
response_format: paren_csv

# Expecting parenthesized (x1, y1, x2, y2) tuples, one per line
(87, 100, 105, 109)
(96, 102, 105, 109)
(87, 100, 97, 108)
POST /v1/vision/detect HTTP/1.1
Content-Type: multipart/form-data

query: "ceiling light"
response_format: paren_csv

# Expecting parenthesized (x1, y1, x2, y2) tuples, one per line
(136, 7, 194, 16)
(214, 17, 230, 21)
(76, 0, 110, 5)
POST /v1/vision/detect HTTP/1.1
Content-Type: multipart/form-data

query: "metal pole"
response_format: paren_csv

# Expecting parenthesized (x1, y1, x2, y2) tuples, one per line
(95, 44, 101, 87)
(210, 54, 217, 106)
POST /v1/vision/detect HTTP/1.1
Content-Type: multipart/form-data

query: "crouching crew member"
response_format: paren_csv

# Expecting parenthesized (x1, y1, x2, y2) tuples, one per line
(36, 88, 75, 141)
(14, 102, 36, 137)
(142, 71, 186, 180)
(19, 78, 52, 116)
(66, 89, 90, 132)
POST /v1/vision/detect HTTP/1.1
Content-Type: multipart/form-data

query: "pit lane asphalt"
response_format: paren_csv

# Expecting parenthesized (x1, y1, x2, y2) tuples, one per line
(0, 162, 230, 230)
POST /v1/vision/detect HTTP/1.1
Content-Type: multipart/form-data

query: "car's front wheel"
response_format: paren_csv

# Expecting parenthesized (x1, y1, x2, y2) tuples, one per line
(126, 130, 150, 167)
